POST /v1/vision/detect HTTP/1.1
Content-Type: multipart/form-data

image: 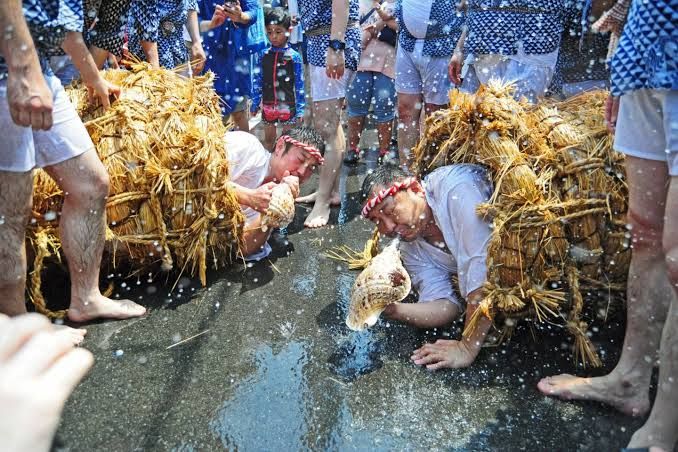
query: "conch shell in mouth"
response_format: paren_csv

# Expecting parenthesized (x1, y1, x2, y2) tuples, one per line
(346, 239, 411, 331)
(261, 183, 295, 232)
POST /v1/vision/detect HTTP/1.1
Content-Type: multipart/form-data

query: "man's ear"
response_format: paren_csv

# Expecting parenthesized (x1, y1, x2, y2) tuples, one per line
(273, 138, 285, 156)
(410, 180, 424, 194)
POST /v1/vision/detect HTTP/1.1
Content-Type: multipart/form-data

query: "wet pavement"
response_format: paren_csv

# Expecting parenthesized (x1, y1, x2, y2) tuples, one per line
(52, 151, 645, 451)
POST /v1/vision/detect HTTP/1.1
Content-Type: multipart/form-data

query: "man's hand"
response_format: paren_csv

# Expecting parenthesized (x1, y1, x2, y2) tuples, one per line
(191, 42, 206, 75)
(326, 49, 345, 80)
(84, 76, 120, 109)
(411, 339, 478, 370)
(281, 172, 300, 198)
(224, 1, 247, 24)
(6, 68, 53, 130)
(448, 50, 463, 85)
(0, 314, 93, 452)
(210, 5, 228, 28)
(247, 181, 276, 213)
(605, 94, 619, 134)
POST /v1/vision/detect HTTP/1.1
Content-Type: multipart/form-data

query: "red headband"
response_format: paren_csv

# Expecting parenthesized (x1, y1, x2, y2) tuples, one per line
(361, 177, 418, 217)
(278, 135, 325, 165)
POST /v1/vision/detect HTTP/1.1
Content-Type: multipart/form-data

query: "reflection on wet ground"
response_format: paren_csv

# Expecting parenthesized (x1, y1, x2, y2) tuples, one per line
(53, 157, 645, 451)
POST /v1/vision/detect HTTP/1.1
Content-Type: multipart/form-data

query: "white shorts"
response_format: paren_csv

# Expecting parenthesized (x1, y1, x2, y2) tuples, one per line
(309, 65, 354, 102)
(0, 74, 94, 172)
(461, 54, 555, 104)
(395, 40, 452, 106)
(614, 89, 678, 176)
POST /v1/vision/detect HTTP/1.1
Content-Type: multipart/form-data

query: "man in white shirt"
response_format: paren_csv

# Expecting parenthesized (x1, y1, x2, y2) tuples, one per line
(226, 127, 325, 260)
(360, 163, 494, 369)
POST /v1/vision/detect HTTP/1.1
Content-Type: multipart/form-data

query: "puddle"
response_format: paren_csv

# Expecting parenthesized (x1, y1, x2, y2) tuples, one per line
(210, 341, 311, 450)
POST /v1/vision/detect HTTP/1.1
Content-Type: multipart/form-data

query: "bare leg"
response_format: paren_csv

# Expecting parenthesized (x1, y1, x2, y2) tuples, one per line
(538, 157, 672, 416)
(300, 98, 343, 227)
(627, 176, 678, 450)
(347, 115, 365, 151)
(0, 171, 87, 344)
(44, 151, 146, 322)
(375, 120, 393, 154)
(396, 92, 422, 169)
(383, 299, 461, 329)
(263, 123, 277, 151)
(230, 109, 249, 132)
(0, 171, 33, 316)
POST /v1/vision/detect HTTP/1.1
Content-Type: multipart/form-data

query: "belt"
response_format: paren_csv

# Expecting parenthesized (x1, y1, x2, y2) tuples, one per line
(305, 20, 359, 38)
(469, 6, 555, 14)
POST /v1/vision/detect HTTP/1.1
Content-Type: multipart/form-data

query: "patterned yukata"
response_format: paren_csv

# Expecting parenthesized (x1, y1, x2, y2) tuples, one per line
(128, 0, 198, 69)
(550, 0, 610, 97)
(610, 0, 678, 176)
(461, 0, 567, 102)
(85, 0, 132, 57)
(298, 0, 361, 70)
(395, 0, 465, 58)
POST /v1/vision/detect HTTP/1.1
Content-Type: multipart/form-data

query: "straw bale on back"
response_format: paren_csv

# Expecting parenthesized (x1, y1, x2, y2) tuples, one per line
(410, 83, 629, 366)
(29, 64, 244, 317)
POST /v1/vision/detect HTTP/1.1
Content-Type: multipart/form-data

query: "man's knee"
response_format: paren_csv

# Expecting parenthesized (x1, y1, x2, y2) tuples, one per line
(397, 96, 417, 121)
(663, 237, 678, 284)
(67, 168, 109, 204)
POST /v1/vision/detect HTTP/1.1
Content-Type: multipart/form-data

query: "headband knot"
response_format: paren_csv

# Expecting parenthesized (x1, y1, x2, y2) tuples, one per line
(361, 177, 418, 217)
(278, 135, 325, 165)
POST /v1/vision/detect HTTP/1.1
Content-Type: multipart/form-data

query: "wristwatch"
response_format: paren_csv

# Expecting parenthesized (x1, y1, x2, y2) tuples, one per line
(328, 39, 346, 51)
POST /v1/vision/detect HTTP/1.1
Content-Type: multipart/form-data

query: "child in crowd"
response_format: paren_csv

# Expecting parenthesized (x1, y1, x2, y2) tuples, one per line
(254, 7, 306, 151)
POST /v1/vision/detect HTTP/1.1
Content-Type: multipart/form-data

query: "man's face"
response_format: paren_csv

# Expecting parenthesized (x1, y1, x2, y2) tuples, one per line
(266, 24, 289, 48)
(273, 144, 318, 183)
(365, 185, 427, 242)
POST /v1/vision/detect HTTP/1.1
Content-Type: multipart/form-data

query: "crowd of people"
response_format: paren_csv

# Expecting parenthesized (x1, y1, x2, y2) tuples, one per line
(0, 0, 676, 451)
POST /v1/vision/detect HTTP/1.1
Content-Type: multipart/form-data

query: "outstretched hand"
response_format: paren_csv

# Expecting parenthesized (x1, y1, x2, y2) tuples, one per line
(85, 76, 120, 110)
(0, 314, 93, 452)
(411, 339, 477, 370)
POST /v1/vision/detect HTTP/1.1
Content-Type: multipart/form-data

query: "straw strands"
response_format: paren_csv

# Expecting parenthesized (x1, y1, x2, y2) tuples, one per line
(28, 64, 244, 317)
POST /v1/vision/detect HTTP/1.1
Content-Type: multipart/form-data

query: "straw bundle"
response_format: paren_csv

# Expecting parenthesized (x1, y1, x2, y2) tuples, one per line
(28, 64, 244, 317)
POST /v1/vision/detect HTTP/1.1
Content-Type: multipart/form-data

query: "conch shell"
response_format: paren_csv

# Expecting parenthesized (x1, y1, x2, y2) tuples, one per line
(346, 239, 411, 331)
(261, 183, 295, 232)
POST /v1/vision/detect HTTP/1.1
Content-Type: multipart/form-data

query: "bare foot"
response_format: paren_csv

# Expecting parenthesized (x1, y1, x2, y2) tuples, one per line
(67, 295, 146, 323)
(53, 324, 87, 345)
(537, 373, 650, 417)
(628, 425, 672, 452)
(295, 191, 341, 206)
(304, 202, 332, 228)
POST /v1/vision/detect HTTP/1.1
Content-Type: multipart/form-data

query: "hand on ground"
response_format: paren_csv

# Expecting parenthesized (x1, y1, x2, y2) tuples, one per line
(411, 339, 477, 370)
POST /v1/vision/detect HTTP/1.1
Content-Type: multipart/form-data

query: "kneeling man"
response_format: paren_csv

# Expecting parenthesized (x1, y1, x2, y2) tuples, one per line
(227, 127, 325, 260)
(360, 163, 494, 368)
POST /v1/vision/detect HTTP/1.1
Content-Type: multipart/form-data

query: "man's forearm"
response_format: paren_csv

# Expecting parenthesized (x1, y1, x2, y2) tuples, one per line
(141, 40, 160, 68)
(241, 216, 272, 257)
(61, 32, 100, 82)
(230, 182, 253, 208)
(330, 0, 349, 41)
(386, 299, 461, 328)
(186, 10, 201, 44)
(461, 290, 492, 354)
(0, 0, 42, 74)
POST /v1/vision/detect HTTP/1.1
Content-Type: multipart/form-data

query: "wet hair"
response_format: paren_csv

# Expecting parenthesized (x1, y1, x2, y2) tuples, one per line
(280, 127, 326, 157)
(360, 164, 411, 202)
(264, 7, 291, 29)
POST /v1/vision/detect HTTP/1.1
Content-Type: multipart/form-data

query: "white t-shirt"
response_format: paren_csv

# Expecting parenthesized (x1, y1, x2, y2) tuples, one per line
(225, 131, 273, 259)
(401, 0, 434, 39)
(399, 164, 493, 307)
